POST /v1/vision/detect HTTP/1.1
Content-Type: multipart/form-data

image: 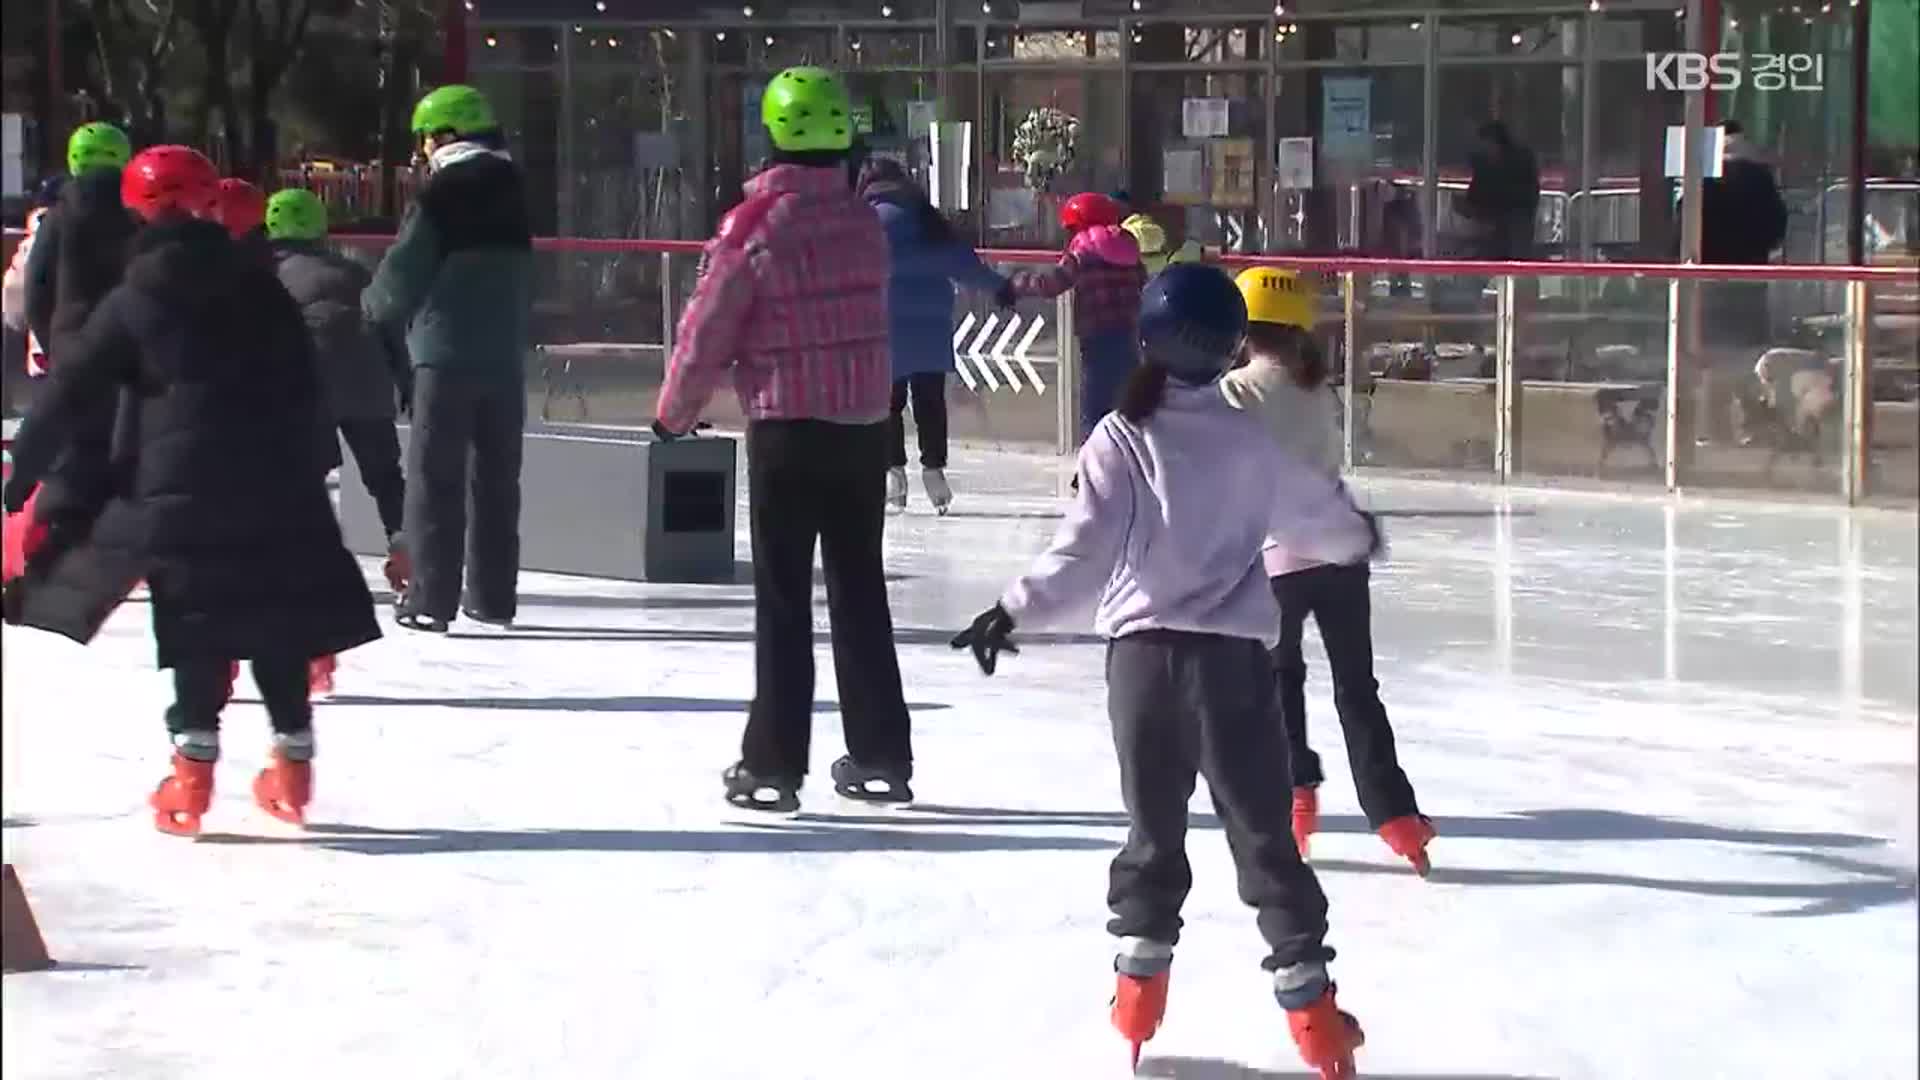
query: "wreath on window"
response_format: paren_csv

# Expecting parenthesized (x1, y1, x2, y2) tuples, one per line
(1011, 107, 1079, 191)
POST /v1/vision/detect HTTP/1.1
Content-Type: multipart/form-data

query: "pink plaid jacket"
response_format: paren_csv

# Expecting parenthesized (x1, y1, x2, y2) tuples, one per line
(655, 165, 892, 432)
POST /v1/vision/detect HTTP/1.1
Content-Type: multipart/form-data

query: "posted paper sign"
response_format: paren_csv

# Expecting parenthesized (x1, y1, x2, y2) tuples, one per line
(1320, 77, 1372, 170)
(1209, 138, 1255, 208)
(1162, 149, 1206, 205)
(1276, 136, 1314, 190)
(1663, 124, 1726, 179)
(1181, 98, 1230, 139)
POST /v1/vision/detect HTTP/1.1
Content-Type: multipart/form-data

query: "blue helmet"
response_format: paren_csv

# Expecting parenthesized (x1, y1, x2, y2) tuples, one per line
(1138, 264, 1248, 380)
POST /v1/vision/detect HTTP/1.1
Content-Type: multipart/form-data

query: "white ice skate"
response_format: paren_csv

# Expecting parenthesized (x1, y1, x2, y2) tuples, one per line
(886, 467, 908, 513)
(921, 467, 953, 515)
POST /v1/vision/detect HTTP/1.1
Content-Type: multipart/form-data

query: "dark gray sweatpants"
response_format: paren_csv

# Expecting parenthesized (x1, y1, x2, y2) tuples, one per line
(401, 368, 524, 624)
(1105, 629, 1333, 971)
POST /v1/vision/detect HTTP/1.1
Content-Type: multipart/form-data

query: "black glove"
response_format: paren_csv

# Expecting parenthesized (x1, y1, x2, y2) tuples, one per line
(650, 419, 683, 442)
(1359, 510, 1387, 560)
(1, 476, 29, 516)
(950, 603, 1019, 676)
(993, 280, 1018, 310)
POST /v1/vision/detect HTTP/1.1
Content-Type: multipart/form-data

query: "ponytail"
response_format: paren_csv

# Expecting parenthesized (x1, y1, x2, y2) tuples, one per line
(1294, 332, 1329, 389)
(1116, 363, 1171, 423)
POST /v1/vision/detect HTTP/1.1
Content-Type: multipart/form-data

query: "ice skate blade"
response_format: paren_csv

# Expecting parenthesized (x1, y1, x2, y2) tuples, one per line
(831, 780, 913, 806)
(152, 809, 203, 837)
(724, 789, 801, 816)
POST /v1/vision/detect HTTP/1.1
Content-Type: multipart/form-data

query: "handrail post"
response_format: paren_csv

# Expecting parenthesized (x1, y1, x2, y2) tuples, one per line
(1054, 291, 1079, 457)
(1842, 278, 1873, 504)
(1664, 277, 1683, 492)
(1494, 273, 1518, 482)
(659, 250, 675, 363)
(1341, 270, 1359, 473)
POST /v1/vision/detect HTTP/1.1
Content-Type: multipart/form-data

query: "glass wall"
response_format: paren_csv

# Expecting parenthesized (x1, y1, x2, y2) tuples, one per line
(469, 1, 1891, 264)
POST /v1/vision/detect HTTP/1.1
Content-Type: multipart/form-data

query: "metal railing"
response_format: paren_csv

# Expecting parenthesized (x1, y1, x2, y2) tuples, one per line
(6, 227, 1916, 505)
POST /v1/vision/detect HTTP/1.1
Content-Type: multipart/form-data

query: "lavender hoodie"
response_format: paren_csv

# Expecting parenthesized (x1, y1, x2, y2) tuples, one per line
(1000, 380, 1376, 647)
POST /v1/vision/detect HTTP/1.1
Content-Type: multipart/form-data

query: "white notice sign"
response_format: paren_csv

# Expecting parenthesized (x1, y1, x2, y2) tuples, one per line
(1276, 136, 1314, 190)
(1181, 99, 1230, 139)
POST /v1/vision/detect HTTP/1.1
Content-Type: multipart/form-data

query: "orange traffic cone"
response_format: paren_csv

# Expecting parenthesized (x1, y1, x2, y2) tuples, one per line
(1, 863, 53, 972)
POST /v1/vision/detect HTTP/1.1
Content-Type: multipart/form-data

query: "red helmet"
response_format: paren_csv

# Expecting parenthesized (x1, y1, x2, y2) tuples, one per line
(215, 178, 267, 237)
(1060, 192, 1122, 232)
(121, 146, 220, 222)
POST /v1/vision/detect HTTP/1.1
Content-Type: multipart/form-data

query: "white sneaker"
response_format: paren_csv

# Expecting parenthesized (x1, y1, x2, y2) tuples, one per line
(885, 467, 908, 512)
(921, 467, 953, 515)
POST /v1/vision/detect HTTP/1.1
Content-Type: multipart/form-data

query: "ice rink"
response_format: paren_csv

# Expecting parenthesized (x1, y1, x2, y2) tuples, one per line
(3, 443, 1916, 1080)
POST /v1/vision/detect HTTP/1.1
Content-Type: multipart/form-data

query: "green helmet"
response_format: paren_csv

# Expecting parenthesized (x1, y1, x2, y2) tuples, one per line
(67, 122, 131, 177)
(411, 84, 497, 137)
(264, 188, 328, 241)
(760, 67, 853, 153)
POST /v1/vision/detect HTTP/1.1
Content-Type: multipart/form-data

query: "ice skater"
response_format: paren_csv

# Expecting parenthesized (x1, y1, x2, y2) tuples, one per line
(0, 145, 380, 836)
(1010, 191, 1147, 445)
(653, 66, 915, 813)
(265, 187, 413, 594)
(951, 264, 1379, 1077)
(364, 84, 533, 633)
(855, 155, 1013, 515)
(1223, 267, 1434, 875)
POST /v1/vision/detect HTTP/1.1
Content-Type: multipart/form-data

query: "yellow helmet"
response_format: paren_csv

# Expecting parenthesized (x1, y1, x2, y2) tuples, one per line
(1120, 213, 1167, 255)
(1234, 266, 1315, 330)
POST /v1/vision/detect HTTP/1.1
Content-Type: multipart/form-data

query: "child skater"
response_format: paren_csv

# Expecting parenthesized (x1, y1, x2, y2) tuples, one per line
(1011, 191, 1147, 445)
(1223, 267, 1435, 875)
(951, 264, 1378, 1078)
(1, 145, 380, 836)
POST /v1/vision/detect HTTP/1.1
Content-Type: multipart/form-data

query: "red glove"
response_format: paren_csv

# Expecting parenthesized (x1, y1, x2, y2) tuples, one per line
(2, 488, 47, 583)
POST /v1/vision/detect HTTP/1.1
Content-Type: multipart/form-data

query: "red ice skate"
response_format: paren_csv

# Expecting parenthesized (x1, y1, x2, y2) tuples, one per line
(1291, 785, 1319, 859)
(307, 655, 337, 698)
(150, 753, 215, 836)
(1110, 937, 1174, 1068)
(252, 751, 312, 826)
(1112, 969, 1170, 1069)
(1377, 814, 1437, 878)
(1286, 984, 1364, 1080)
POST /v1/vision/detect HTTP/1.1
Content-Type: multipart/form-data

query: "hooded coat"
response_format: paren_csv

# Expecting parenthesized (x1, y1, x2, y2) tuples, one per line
(861, 176, 1008, 381)
(1, 217, 380, 666)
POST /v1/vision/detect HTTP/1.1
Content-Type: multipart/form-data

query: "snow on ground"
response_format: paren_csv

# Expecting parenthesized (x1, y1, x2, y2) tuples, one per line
(3, 442, 1916, 1080)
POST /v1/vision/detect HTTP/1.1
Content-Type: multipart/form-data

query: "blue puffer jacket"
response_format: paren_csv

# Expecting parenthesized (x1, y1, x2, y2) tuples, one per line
(864, 184, 1008, 380)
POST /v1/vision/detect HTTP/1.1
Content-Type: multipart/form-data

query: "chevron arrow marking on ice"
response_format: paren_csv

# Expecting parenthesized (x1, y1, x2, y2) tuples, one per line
(1014, 315, 1046, 393)
(991, 315, 1025, 394)
(951, 312, 979, 391)
(969, 313, 1002, 392)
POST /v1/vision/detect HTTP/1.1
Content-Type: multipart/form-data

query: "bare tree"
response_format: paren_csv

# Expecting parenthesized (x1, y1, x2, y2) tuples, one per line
(242, 0, 316, 179)
(186, 0, 244, 167)
(87, 0, 183, 144)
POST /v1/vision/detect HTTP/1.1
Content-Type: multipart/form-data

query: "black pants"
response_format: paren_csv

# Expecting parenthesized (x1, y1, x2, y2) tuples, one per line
(886, 373, 948, 469)
(743, 419, 912, 780)
(403, 369, 524, 623)
(167, 655, 311, 736)
(1106, 630, 1331, 971)
(1272, 563, 1419, 829)
(339, 417, 406, 539)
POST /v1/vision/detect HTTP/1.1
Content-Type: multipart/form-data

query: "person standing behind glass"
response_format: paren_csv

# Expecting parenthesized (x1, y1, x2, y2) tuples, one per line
(856, 156, 1012, 515)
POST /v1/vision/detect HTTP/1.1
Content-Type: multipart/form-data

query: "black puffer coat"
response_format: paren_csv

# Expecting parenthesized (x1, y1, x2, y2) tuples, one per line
(20, 169, 141, 527)
(2, 217, 381, 666)
(271, 239, 408, 422)
(23, 169, 138, 355)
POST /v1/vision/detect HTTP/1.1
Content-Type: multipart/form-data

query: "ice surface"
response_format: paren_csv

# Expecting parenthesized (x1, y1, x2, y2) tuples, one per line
(3, 442, 1915, 1080)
